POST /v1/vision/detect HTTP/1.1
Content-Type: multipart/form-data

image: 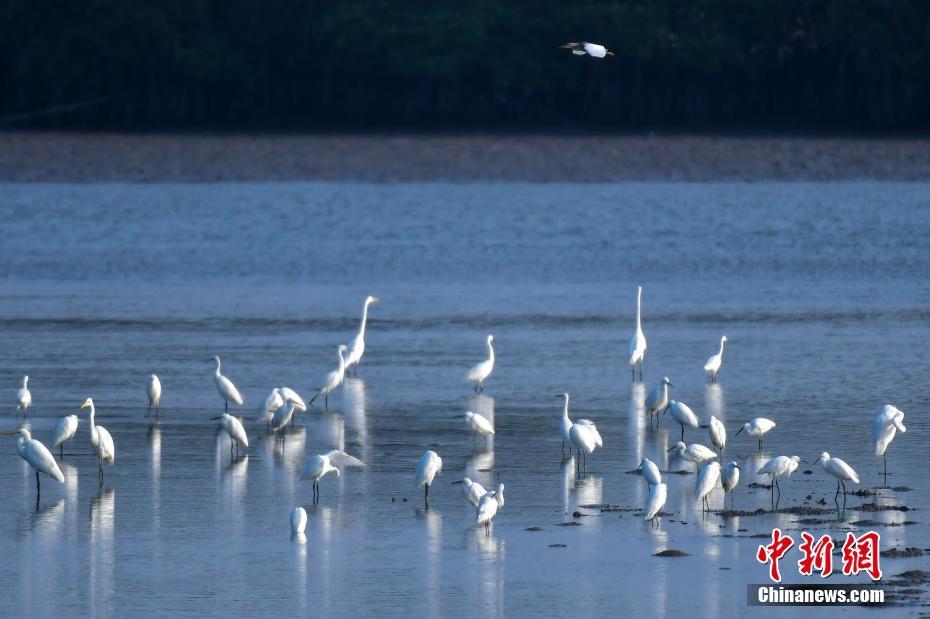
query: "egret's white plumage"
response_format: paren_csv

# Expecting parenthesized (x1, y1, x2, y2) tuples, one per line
(290, 506, 308, 537)
(80, 398, 115, 483)
(815, 451, 859, 505)
(466, 335, 495, 393)
(628, 286, 647, 381)
(668, 400, 699, 441)
(278, 387, 307, 412)
(147, 373, 162, 417)
(457, 477, 488, 507)
(345, 295, 380, 374)
(560, 42, 615, 58)
(721, 461, 740, 507)
(309, 345, 348, 408)
(644, 377, 672, 427)
(217, 413, 249, 457)
(50, 414, 79, 459)
(703, 336, 728, 382)
(736, 417, 776, 450)
(669, 441, 717, 464)
(643, 482, 667, 523)
(4, 427, 64, 494)
(212, 356, 244, 412)
(301, 449, 366, 500)
(557, 393, 602, 466)
(464, 411, 494, 440)
(695, 461, 721, 510)
(416, 450, 443, 502)
(476, 483, 505, 532)
(757, 455, 801, 503)
(635, 457, 662, 488)
(256, 388, 285, 427)
(709, 415, 726, 452)
(16, 375, 31, 413)
(271, 401, 296, 433)
(872, 404, 905, 484)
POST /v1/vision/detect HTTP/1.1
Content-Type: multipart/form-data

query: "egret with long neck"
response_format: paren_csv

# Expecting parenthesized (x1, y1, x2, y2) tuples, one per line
(345, 296, 380, 375)
(466, 335, 495, 393)
(703, 336, 728, 383)
(309, 344, 348, 408)
(80, 398, 116, 485)
(628, 286, 647, 382)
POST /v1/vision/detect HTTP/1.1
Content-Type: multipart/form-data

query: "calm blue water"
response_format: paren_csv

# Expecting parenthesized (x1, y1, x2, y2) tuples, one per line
(0, 181, 927, 617)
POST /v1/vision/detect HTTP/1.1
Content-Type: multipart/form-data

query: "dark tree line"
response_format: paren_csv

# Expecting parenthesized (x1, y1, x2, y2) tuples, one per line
(1, 0, 929, 131)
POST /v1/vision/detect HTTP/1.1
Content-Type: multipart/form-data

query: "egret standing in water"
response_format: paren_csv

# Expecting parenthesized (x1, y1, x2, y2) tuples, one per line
(290, 506, 308, 539)
(476, 483, 505, 534)
(80, 398, 115, 485)
(668, 400, 699, 441)
(3, 427, 63, 506)
(344, 295, 380, 376)
(709, 416, 726, 453)
(735, 418, 776, 451)
(452, 477, 488, 507)
(147, 373, 162, 419)
(214, 413, 249, 459)
(668, 441, 716, 465)
(16, 375, 31, 415)
(211, 356, 244, 413)
(462, 411, 494, 445)
(309, 345, 348, 408)
(757, 455, 802, 505)
(271, 401, 296, 436)
(256, 388, 284, 430)
(643, 483, 667, 526)
(560, 42, 615, 57)
(300, 450, 366, 502)
(635, 457, 662, 489)
(556, 393, 603, 467)
(872, 404, 906, 486)
(721, 461, 740, 508)
(703, 336, 728, 383)
(50, 414, 79, 460)
(644, 377, 672, 428)
(628, 286, 647, 382)
(814, 452, 860, 508)
(416, 450, 443, 505)
(696, 461, 721, 512)
(466, 335, 495, 393)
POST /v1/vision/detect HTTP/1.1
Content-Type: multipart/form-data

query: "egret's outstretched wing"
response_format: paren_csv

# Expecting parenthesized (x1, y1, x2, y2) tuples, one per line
(325, 450, 366, 469)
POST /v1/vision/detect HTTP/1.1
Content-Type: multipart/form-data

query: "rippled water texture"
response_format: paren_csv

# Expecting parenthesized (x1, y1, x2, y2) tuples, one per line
(0, 182, 927, 617)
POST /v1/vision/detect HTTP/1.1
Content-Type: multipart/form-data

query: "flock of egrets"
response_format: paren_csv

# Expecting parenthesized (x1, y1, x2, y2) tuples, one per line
(7, 287, 909, 538)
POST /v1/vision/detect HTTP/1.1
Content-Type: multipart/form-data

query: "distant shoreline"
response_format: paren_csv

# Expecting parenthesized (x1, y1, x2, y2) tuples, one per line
(1, 132, 928, 182)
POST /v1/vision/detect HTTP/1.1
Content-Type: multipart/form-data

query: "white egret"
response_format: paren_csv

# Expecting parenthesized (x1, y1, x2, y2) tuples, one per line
(211, 356, 244, 413)
(416, 450, 443, 504)
(667, 441, 717, 464)
(80, 398, 116, 484)
(709, 415, 726, 453)
(344, 295, 380, 375)
(214, 413, 248, 459)
(644, 377, 672, 428)
(721, 461, 740, 508)
(814, 452, 860, 507)
(560, 42, 615, 58)
(463, 410, 494, 445)
(668, 400, 699, 441)
(271, 402, 296, 435)
(451, 477, 488, 507)
(635, 457, 661, 488)
(50, 414, 79, 460)
(466, 335, 495, 393)
(696, 461, 721, 511)
(256, 388, 284, 429)
(735, 417, 776, 450)
(556, 393, 603, 465)
(476, 483, 505, 534)
(16, 375, 32, 414)
(147, 373, 162, 418)
(703, 336, 728, 383)
(872, 404, 906, 485)
(757, 455, 802, 505)
(300, 449, 366, 502)
(3, 427, 64, 503)
(278, 387, 307, 412)
(291, 506, 308, 538)
(628, 286, 647, 381)
(643, 483, 667, 525)
(309, 345, 348, 408)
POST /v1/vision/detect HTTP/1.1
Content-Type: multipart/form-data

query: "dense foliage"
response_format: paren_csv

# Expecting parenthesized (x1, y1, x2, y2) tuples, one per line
(2, 0, 928, 130)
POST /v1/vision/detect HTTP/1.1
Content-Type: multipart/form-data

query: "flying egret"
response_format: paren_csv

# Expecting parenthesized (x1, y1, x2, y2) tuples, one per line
(643, 482, 667, 526)
(16, 375, 31, 414)
(721, 461, 740, 508)
(345, 295, 380, 375)
(466, 335, 495, 393)
(463, 411, 494, 445)
(668, 400, 699, 441)
(291, 506, 308, 539)
(300, 450, 366, 502)
(256, 388, 284, 430)
(814, 452, 860, 508)
(416, 450, 443, 505)
(635, 457, 661, 488)
(147, 373, 162, 418)
(309, 345, 348, 408)
(872, 404, 906, 485)
(451, 477, 488, 507)
(696, 461, 721, 511)
(628, 286, 647, 381)
(644, 377, 672, 428)
(476, 483, 505, 534)
(80, 398, 115, 484)
(709, 416, 726, 453)
(757, 455, 802, 505)
(3, 427, 64, 504)
(211, 356, 243, 413)
(271, 402, 296, 435)
(703, 336, 728, 383)
(735, 418, 776, 450)
(560, 42, 615, 58)
(668, 441, 717, 464)
(50, 414, 79, 460)
(214, 413, 248, 459)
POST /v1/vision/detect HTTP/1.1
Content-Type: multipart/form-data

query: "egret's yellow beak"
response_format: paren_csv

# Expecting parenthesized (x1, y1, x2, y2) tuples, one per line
(607, 51, 615, 56)
(80, 401, 90, 409)
(2, 431, 17, 436)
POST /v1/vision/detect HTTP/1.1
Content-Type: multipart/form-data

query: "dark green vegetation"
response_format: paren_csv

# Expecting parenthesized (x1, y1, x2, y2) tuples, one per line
(2, 0, 928, 131)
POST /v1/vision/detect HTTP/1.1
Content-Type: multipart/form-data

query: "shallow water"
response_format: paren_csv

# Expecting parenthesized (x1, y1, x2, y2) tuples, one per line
(0, 181, 927, 617)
